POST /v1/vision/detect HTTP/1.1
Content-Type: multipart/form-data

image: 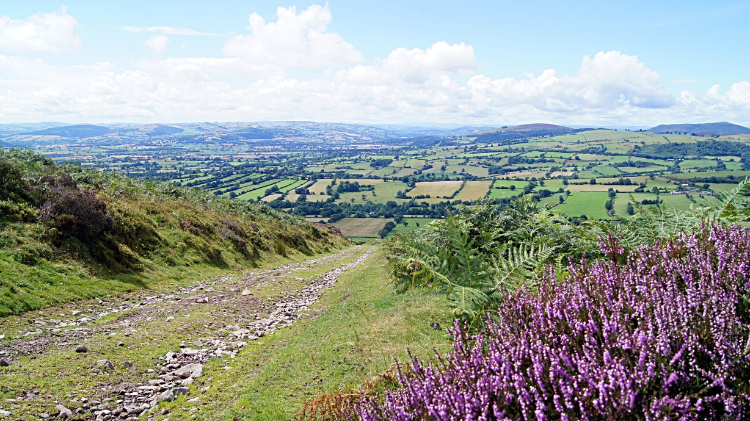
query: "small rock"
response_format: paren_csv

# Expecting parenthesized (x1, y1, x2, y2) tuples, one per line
(195, 297, 208, 304)
(96, 360, 114, 370)
(241, 289, 253, 296)
(0, 409, 10, 418)
(118, 342, 124, 347)
(0, 358, 10, 367)
(153, 389, 175, 404)
(172, 387, 189, 396)
(75, 345, 88, 353)
(56, 404, 73, 419)
(430, 322, 441, 330)
(181, 378, 194, 386)
(166, 316, 175, 322)
(122, 361, 132, 368)
(174, 363, 203, 379)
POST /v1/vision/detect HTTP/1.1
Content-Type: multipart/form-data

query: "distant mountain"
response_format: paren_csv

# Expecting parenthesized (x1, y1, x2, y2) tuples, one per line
(648, 122, 750, 136)
(23, 124, 114, 138)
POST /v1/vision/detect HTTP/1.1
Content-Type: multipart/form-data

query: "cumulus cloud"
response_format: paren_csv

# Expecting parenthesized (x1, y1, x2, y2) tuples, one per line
(0, 5, 747, 125)
(124, 26, 218, 36)
(145, 34, 170, 56)
(222, 4, 364, 68)
(0, 6, 82, 53)
(467, 51, 674, 114)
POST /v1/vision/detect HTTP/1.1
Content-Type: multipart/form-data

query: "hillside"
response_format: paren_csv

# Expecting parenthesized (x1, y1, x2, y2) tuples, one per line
(474, 123, 573, 134)
(471, 123, 584, 145)
(648, 121, 750, 136)
(22, 124, 114, 138)
(0, 148, 347, 316)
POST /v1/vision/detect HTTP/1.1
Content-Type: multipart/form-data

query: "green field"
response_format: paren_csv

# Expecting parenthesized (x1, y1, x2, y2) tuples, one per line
(554, 192, 611, 219)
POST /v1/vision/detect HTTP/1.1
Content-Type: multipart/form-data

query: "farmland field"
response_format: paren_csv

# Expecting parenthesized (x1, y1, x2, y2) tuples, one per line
(407, 181, 463, 198)
(19, 123, 750, 226)
(554, 192, 611, 219)
(453, 180, 492, 201)
(331, 218, 393, 238)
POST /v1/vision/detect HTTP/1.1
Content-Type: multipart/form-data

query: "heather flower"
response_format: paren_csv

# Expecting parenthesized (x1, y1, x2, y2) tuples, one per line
(353, 224, 750, 420)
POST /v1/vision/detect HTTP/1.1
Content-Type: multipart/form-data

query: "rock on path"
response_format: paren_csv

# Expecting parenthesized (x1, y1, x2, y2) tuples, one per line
(56, 247, 373, 421)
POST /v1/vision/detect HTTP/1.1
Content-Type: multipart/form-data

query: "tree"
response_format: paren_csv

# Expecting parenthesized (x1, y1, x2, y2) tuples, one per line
(590, 178, 597, 185)
(627, 202, 635, 215)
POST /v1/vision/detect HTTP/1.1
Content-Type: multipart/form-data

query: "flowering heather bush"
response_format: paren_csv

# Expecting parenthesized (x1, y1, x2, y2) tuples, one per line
(354, 224, 750, 420)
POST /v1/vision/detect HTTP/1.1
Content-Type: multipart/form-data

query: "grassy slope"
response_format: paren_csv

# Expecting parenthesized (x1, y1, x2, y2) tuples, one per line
(200, 248, 452, 420)
(0, 153, 348, 316)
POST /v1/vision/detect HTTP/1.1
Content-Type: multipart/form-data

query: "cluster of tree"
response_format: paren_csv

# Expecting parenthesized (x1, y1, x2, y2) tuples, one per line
(633, 140, 750, 162)
(378, 221, 396, 238)
(613, 161, 657, 168)
(474, 127, 587, 144)
(335, 181, 374, 193)
(369, 159, 393, 168)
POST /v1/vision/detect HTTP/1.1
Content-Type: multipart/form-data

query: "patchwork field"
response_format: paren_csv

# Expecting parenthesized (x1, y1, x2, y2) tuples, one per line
(332, 218, 393, 237)
(407, 181, 463, 198)
(453, 180, 492, 201)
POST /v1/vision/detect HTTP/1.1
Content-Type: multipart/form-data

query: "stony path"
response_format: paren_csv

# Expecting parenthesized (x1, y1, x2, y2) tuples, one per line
(0, 245, 374, 420)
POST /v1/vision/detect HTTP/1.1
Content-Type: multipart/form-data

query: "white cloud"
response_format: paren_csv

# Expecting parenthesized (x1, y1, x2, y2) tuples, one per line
(0, 7, 81, 53)
(0, 4, 747, 126)
(222, 4, 364, 68)
(124, 26, 218, 36)
(467, 51, 674, 114)
(145, 34, 170, 56)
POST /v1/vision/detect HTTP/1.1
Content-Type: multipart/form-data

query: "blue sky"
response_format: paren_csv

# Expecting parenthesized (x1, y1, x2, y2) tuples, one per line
(1, 1, 749, 126)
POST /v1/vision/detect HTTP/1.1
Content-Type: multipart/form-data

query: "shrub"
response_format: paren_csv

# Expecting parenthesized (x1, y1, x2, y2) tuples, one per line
(35, 174, 113, 241)
(355, 224, 750, 420)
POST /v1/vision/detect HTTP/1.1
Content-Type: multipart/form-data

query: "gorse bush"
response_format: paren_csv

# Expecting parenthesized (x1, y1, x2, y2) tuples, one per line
(354, 224, 750, 420)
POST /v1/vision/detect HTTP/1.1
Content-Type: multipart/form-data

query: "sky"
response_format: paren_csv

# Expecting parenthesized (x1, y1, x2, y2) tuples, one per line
(1, 0, 749, 127)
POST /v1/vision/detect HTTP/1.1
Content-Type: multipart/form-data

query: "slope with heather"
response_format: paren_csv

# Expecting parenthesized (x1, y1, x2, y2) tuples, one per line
(0, 148, 347, 316)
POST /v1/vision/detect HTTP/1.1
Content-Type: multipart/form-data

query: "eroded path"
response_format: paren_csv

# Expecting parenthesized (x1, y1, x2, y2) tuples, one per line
(0, 245, 374, 420)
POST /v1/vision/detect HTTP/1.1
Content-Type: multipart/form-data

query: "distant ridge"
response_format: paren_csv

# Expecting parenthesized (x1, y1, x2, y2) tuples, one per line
(648, 122, 750, 136)
(473, 123, 573, 135)
(471, 123, 584, 145)
(23, 124, 114, 138)
(148, 125, 184, 136)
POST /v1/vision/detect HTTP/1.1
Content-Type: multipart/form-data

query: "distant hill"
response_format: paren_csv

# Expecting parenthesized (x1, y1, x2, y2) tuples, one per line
(24, 124, 114, 138)
(475, 123, 573, 135)
(648, 122, 750, 136)
(148, 125, 184, 136)
(472, 123, 585, 145)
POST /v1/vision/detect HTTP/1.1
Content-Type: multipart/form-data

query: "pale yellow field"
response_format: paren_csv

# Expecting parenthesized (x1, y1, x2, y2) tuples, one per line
(453, 180, 492, 201)
(407, 181, 463, 198)
(331, 218, 394, 237)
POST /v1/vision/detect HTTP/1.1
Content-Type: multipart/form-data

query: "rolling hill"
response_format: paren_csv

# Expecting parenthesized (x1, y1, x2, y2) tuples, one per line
(23, 124, 114, 138)
(472, 123, 584, 144)
(648, 122, 750, 136)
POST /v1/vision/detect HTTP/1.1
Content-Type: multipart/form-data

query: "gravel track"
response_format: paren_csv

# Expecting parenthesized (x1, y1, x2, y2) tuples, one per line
(0, 246, 374, 420)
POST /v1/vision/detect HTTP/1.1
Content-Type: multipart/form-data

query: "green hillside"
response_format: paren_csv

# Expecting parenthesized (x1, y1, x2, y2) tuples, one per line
(649, 122, 750, 136)
(0, 148, 347, 316)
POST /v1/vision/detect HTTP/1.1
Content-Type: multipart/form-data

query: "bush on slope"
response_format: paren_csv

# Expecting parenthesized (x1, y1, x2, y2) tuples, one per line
(355, 224, 750, 420)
